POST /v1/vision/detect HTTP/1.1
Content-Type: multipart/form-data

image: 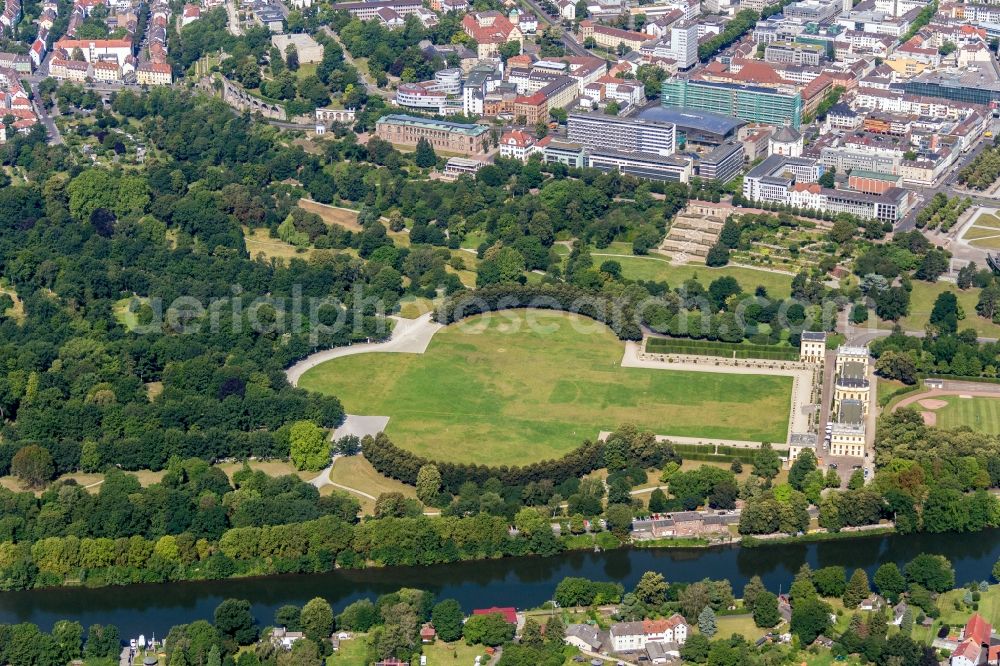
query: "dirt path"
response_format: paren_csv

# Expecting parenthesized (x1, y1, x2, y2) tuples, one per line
(891, 386, 1000, 413)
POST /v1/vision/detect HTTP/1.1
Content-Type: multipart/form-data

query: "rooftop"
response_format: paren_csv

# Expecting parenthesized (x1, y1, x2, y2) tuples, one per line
(837, 399, 865, 425)
(638, 105, 745, 135)
(376, 114, 489, 137)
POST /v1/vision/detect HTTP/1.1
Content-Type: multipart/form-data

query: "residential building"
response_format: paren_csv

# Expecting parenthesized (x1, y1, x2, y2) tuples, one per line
(375, 114, 489, 155)
(567, 112, 676, 156)
(50, 58, 89, 81)
(136, 62, 172, 85)
(564, 625, 603, 652)
(610, 616, 688, 651)
(951, 614, 998, 666)
(252, 4, 284, 32)
(0, 52, 30, 73)
(91, 59, 121, 82)
(375, 7, 404, 29)
(661, 78, 803, 128)
(269, 628, 304, 650)
(834, 359, 870, 415)
(472, 607, 517, 624)
(743, 154, 824, 202)
(800, 330, 826, 363)
(578, 20, 648, 51)
(498, 129, 539, 160)
(181, 3, 200, 24)
(54, 37, 132, 65)
(513, 76, 576, 124)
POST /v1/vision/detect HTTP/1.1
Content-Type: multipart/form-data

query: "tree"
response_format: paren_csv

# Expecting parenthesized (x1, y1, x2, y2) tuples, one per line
(843, 568, 871, 608)
(634, 571, 668, 607)
(648, 488, 668, 512)
(819, 170, 836, 188)
(752, 443, 780, 482)
(11, 444, 54, 489)
(705, 243, 730, 267)
(680, 634, 710, 663)
(790, 596, 832, 645)
(905, 554, 955, 593)
(875, 351, 918, 384)
(289, 421, 330, 472)
(415, 464, 442, 505)
(698, 606, 717, 638)
(52, 620, 83, 662)
(874, 562, 907, 602)
(813, 566, 847, 598)
(847, 469, 865, 490)
(300, 597, 334, 643)
(431, 599, 464, 642)
(463, 613, 513, 646)
(214, 599, 256, 645)
(788, 449, 817, 491)
(277, 639, 322, 666)
(929, 291, 960, 334)
(414, 138, 437, 168)
(275, 605, 302, 631)
(285, 45, 299, 71)
(752, 591, 780, 628)
(604, 503, 633, 539)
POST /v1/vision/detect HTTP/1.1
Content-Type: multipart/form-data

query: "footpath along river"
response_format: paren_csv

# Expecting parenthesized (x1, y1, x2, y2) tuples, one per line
(1, 528, 999, 636)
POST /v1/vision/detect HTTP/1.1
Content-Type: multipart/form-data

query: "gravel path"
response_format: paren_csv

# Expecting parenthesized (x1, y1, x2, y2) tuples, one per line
(285, 313, 443, 386)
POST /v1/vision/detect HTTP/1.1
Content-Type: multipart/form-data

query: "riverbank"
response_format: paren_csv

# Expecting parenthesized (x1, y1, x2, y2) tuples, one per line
(4, 527, 999, 636)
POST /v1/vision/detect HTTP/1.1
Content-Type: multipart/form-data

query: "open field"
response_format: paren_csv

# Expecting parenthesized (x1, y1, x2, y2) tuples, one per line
(297, 199, 363, 231)
(611, 257, 793, 298)
(963, 211, 1000, 249)
(243, 227, 312, 262)
(875, 282, 1000, 338)
(0, 468, 166, 494)
(328, 637, 486, 666)
(299, 311, 793, 465)
(933, 395, 1000, 434)
(216, 459, 315, 482)
(326, 455, 419, 514)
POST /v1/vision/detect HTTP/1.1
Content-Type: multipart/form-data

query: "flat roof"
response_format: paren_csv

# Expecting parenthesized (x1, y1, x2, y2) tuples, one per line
(838, 399, 865, 425)
(376, 113, 488, 136)
(639, 105, 745, 135)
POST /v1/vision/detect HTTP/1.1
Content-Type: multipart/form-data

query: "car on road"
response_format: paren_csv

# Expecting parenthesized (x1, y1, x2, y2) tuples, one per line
(829, 463, 838, 469)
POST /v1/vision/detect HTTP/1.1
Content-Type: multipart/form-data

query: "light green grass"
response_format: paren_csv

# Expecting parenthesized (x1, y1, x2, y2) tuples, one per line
(612, 258, 794, 298)
(299, 311, 793, 465)
(961, 227, 1000, 240)
(328, 637, 486, 666)
(969, 235, 1000, 250)
(878, 282, 1000, 338)
(971, 213, 1000, 229)
(702, 614, 769, 641)
(935, 396, 1000, 434)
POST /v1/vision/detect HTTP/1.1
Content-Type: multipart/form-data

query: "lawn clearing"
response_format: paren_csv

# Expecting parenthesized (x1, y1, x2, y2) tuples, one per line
(326, 455, 419, 515)
(933, 395, 1000, 434)
(243, 227, 312, 263)
(876, 282, 1000, 338)
(299, 310, 793, 466)
(611, 258, 793, 299)
(297, 199, 363, 231)
(215, 459, 315, 482)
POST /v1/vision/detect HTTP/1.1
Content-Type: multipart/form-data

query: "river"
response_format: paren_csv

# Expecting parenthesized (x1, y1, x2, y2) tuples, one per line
(2, 529, 999, 636)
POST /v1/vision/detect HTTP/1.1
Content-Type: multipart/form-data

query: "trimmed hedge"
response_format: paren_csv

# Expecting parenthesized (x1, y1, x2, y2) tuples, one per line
(363, 431, 608, 494)
(645, 337, 799, 361)
(434, 284, 643, 341)
(672, 443, 788, 464)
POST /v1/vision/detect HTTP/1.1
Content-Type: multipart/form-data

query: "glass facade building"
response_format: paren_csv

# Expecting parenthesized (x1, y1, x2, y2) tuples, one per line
(661, 78, 804, 128)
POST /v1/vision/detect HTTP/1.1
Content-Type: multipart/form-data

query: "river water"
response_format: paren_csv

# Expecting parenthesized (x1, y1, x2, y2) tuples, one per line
(2, 529, 998, 636)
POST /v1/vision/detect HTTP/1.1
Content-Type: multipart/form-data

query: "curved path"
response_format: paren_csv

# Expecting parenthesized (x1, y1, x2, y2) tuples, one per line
(891, 384, 1000, 413)
(285, 312, 443, 386)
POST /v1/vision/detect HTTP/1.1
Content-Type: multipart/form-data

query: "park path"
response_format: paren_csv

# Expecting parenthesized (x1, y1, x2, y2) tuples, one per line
(285, 312, 443, 386)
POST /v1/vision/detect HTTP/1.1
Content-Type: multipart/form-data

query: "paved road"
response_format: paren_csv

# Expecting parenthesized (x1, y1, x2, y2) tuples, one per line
(519, 0, 589, 56)
(225, 0, 243, 35)
(28, 82, 62, 145)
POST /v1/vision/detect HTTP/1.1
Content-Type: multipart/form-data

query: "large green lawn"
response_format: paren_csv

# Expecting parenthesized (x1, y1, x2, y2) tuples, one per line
(875, 282, 1000, 338)
(935, 396, 1000, 434)
(300, 311, 793, 465)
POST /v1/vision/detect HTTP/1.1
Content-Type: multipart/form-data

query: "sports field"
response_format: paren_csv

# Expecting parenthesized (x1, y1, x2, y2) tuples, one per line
(299, 311, 793, 465)
(935, 395, 1000, 434)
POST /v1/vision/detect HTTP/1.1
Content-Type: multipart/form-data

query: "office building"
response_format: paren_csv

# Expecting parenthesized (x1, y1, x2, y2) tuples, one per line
(567, 113, 676, 156)
(661, 78, 803, 128)
(696, 141, 744, 183)
(638, 106, 744, 147)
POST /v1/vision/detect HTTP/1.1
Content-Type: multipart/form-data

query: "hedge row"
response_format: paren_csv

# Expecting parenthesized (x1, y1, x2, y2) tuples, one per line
(362, 432, 607, 494)
(672, 443, 788, 464)
(433, 284, 643, 341)
(645, 337, 799, 361)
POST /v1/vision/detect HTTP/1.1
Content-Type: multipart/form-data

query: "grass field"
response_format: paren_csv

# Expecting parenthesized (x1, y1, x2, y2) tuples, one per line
(875, 282, 1000, 338)
(297, 199, 363, 231)
(934, 396, 1000, 434)
(328, 637, 486, 666)
(326, 455, 419, 515)
(299, 310, 793, 465)
(243, 227, 312, 263)
(609, 257, 793, 299)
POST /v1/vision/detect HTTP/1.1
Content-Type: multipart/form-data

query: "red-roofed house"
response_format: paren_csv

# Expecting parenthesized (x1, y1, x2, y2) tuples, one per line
(499, 129, 538, 160)
(462, 11, 522, 58)
(182, 4, 200, 25)
(472, 607, 517, 624)
(137, 61, 172, 85)
(54, 37, 131, 65)
(952, 614, 994, 666)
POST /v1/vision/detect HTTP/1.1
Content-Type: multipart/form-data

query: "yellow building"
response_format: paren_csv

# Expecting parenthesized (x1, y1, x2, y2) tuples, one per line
(829, 399, 865, 458)
(799, 331, 826, 364)
(884, 55, 932, 77)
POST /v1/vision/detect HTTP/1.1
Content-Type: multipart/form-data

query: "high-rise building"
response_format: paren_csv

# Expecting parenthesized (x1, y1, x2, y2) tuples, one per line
(661, 78, 803, 128)
(670, 22, 699, 70)
(567, 113, 676, 156)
